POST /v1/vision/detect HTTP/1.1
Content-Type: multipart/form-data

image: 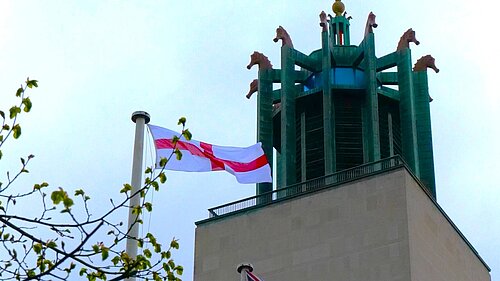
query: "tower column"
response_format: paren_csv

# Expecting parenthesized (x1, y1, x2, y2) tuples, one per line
(280, 46, 297, 187)
(322, 26, 335, 175)
(413, 71, 436, 197)
(256, 69, 274, 197)
(362, 33, 381, 162)
(397, 49, 420, 176)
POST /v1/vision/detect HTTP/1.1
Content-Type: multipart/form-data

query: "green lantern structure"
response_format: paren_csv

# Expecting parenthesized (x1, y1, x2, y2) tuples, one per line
(247, 0, 439, 199)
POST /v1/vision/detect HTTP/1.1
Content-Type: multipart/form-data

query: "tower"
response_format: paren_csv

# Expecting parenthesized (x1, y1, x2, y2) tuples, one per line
(193, 2, 490, 280)
(250, 2, 438, 198)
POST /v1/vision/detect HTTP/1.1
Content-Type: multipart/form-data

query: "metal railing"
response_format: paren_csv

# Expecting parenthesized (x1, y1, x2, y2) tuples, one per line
(207, 155, 405, 219)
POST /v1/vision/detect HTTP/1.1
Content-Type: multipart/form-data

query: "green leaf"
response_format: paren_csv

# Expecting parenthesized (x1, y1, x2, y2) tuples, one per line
(79, 268, 87, 276)
(174, 149, 182, 160)
(63, 197, 74, 209)
(26, 78, 38, 89)
(175, 265, 184, 275)
(144, 202, 152, 212)
(27, 269, 36, 277)
(0, 150, 3, 160)
(51, 190, 64, 204)
(0, 110, 4, 119)
(132, 205, 141, 215)
(143, 249, 152, 259)
(33, 243, 42, 254)
(9, 106, 21, 119)
(3, 124, 10, 131)
(46, 241, 56, 249)
(159, 157, 168, 168)
(171, 135, 179, 145)
(22, 97, 32, 112)
(170, 240, 179, 249)
(177, 117, 186, 126)
(120, 183, 132, 193)
(145, 167, 152, 174)
(182, 129, 192, 140)
(16, 87, 23, 97)
(75, 189, 85, 196)
(152, 181, 159, 191)
(154, 243, 162, 253)
(92, 244, 99, 253)
(159, 172, 166, 184)
(12, 124, 21, 139)
(101, 247, 109, 260)
(111, 256, 120, 266)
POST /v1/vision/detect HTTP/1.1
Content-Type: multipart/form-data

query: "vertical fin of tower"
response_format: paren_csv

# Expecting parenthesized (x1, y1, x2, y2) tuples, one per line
(397, 48, 420, 177)
(256, 69, 274, 198)
(413, 71, 435, 197)
(280, 46, 297, 186)
(322, 13, 335, 175)
(362, 32, 381, 162)
(413, 54, 439, 198)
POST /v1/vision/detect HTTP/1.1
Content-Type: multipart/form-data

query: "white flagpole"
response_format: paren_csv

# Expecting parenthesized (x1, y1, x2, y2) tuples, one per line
(126, 111, 150, 281)
(237, 263, 254, 281)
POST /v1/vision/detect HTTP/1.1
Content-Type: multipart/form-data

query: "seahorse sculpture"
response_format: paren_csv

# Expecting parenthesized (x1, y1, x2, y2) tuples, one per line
(246, 51, 273, 99)
(396, 28, 420, 51)
(246, 79, 258, 99)
(413, 55, 440, 73)
(414, 55, 439, 102)
(319, 11, 328, 32)
(273, 26, 294, 48)
(364, 12, 378, 37)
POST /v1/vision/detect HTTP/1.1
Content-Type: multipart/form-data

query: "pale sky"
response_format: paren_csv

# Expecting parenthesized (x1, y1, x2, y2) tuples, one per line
(1, 1, 499, 280)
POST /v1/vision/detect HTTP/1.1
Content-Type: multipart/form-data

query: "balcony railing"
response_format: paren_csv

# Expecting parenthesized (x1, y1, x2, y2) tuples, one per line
(206, 155, 405, 219)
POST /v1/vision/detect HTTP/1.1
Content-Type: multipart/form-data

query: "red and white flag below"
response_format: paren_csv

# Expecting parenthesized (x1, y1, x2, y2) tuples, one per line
(148, 124, 272, 184)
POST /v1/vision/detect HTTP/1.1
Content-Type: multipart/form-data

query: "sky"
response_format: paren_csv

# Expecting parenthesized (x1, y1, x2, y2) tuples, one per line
(1, 1, 499, 280)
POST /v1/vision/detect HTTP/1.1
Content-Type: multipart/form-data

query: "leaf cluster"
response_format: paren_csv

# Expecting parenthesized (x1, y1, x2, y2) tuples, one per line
(0, 80, 185, 281)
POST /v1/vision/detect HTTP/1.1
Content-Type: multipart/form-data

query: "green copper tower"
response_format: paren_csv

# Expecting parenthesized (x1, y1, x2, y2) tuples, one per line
(247, 0, 439, 198)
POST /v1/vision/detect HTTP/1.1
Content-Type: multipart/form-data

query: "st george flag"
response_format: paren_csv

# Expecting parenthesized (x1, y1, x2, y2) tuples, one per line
(148, 124, 272, 184)
(246, 271, 264, 281)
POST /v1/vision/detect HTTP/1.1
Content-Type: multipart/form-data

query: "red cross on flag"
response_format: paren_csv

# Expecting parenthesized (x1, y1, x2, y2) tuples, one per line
(148, 124, 272, 184)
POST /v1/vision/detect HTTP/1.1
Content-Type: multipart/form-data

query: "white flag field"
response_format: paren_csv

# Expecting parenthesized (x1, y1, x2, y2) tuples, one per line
(147, 125, 272, 184)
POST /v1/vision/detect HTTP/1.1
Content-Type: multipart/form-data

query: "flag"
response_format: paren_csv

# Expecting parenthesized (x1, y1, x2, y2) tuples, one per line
(246, 271, 264, 281)
(148, 124, 272, 184)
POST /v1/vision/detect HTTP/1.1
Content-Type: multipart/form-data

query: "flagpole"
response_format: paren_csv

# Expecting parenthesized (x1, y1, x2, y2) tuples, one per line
(237, 263, 254, 281)
(126, 111, 150, 281)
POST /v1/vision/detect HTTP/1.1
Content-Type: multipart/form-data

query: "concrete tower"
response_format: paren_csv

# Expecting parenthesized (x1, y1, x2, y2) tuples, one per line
(193, 2, 491, 280)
